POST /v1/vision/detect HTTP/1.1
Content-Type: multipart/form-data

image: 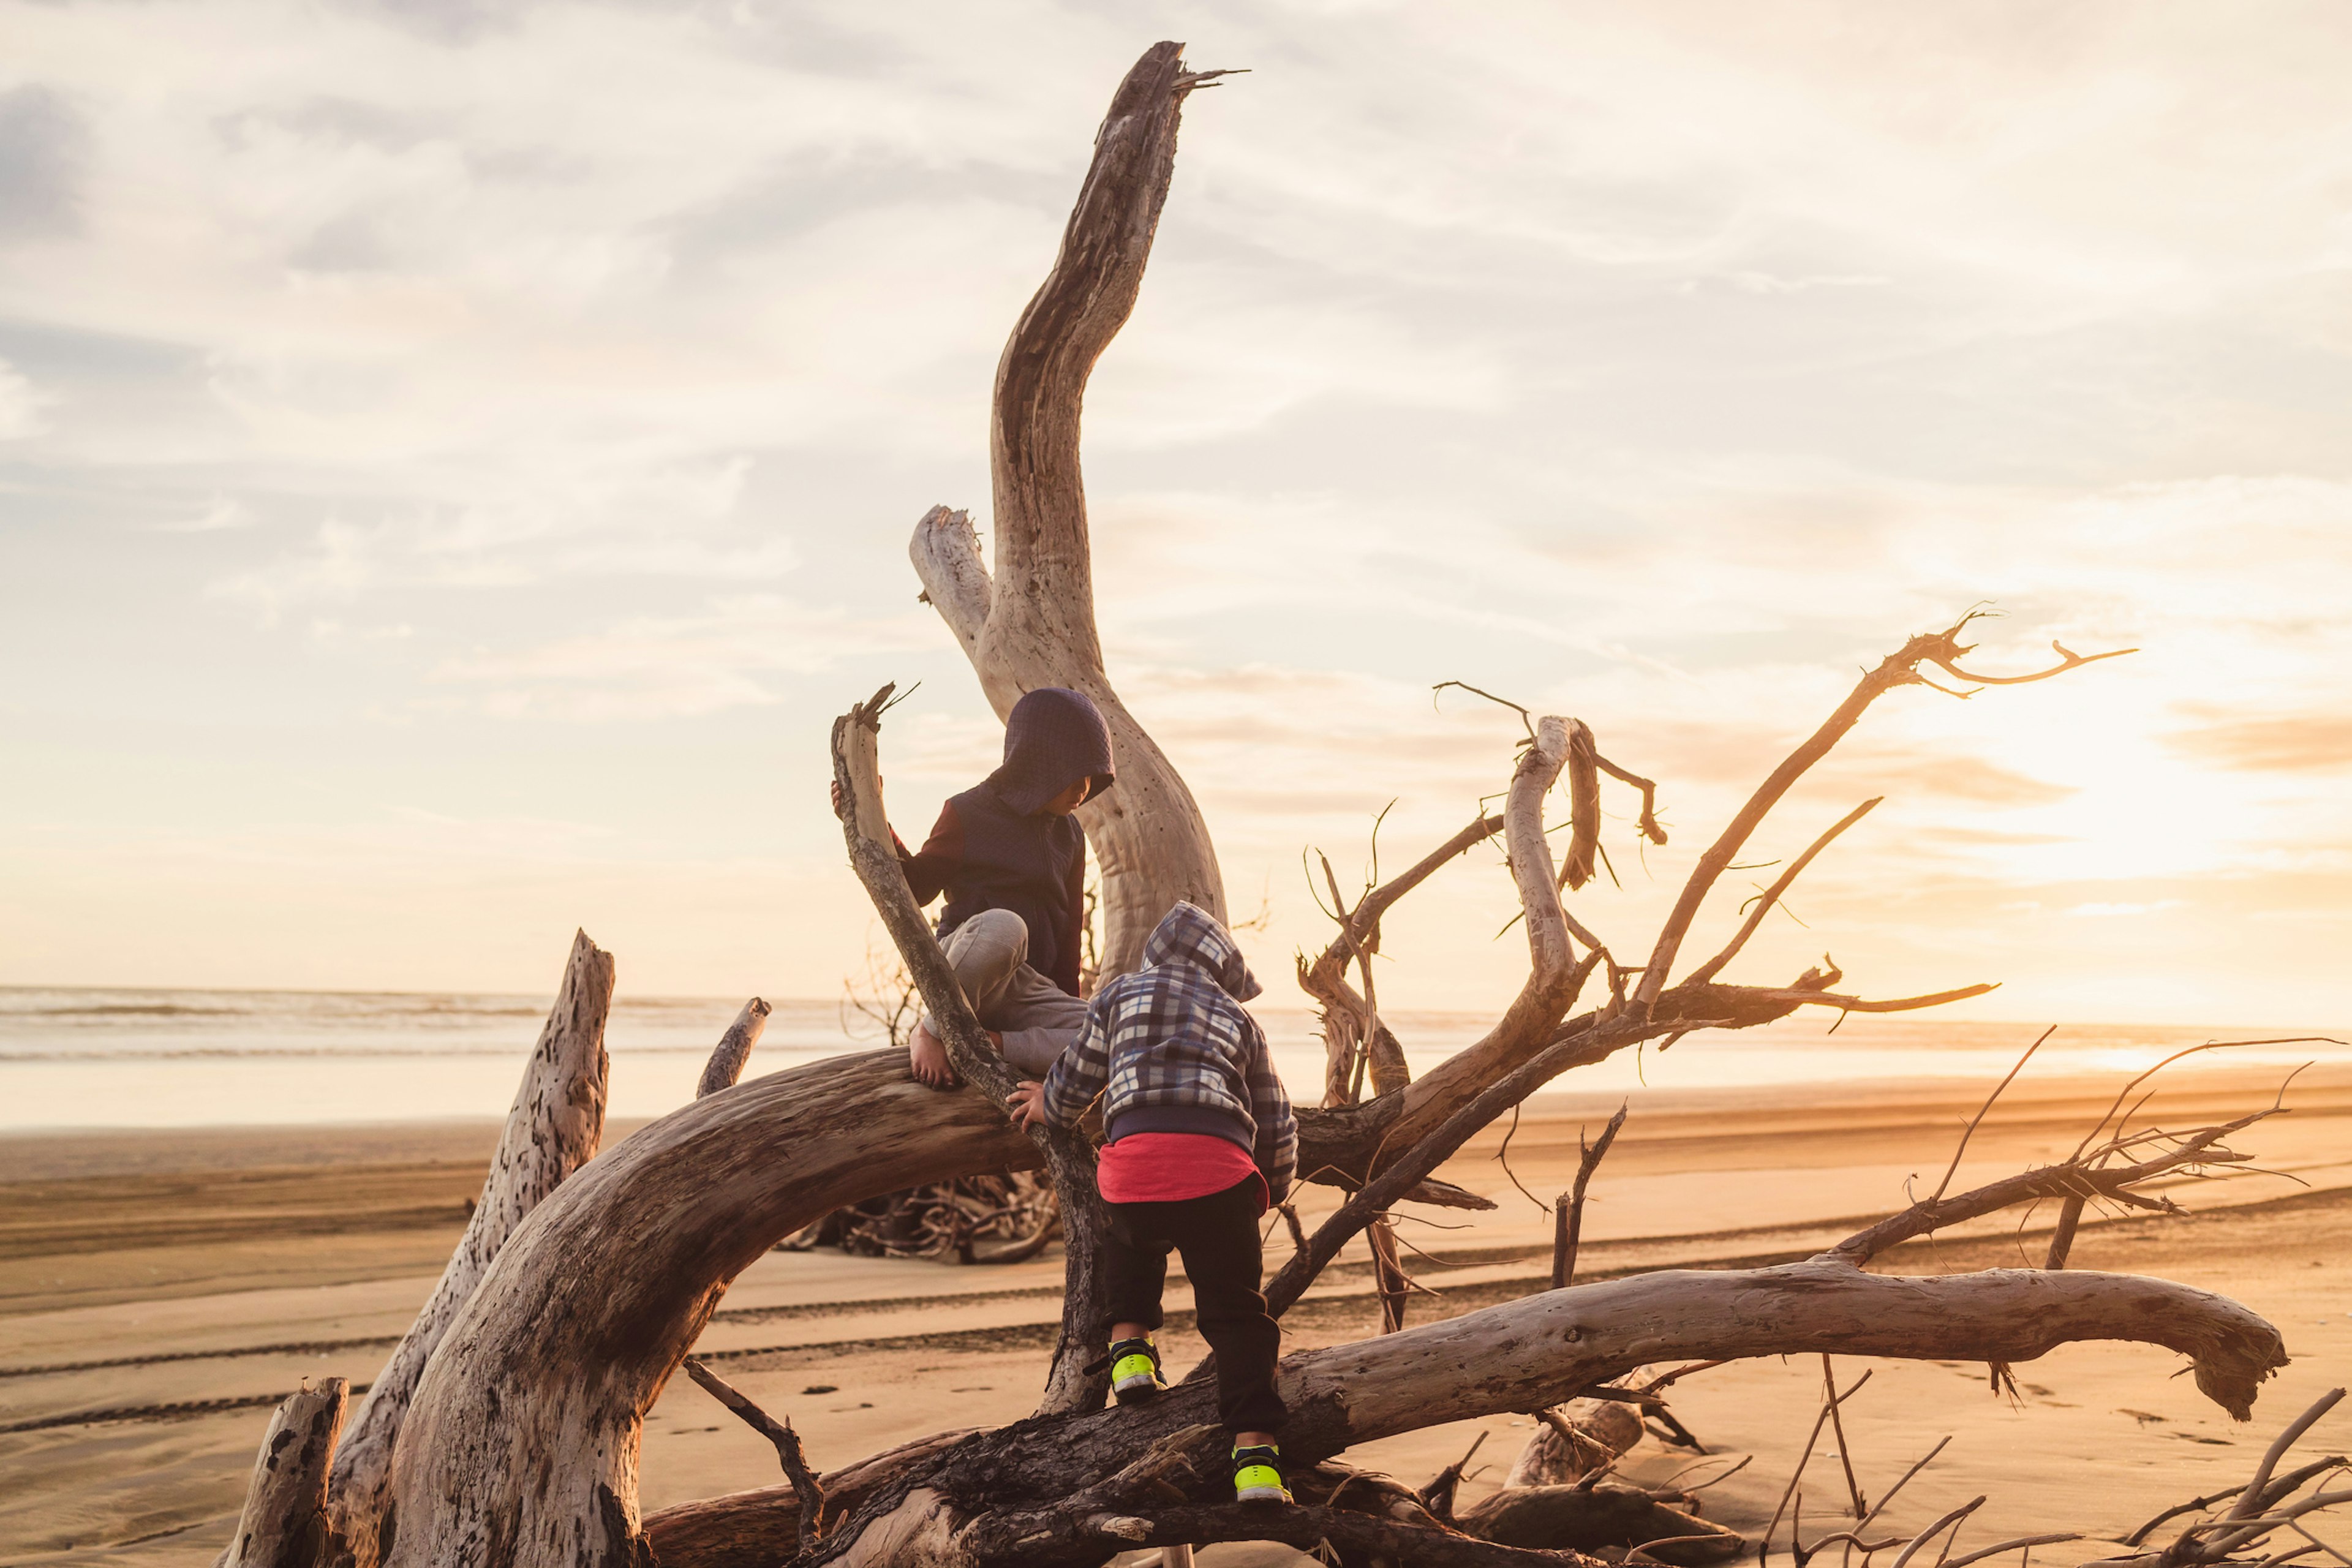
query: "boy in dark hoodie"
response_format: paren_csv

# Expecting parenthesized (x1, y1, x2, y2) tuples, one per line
(864, 687, 1115, 1085)
(1008, 900, 1300, 1507)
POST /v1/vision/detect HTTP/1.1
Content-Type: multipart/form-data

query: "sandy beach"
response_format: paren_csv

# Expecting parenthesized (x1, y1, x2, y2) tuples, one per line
(4, 1064, 2348, 1567)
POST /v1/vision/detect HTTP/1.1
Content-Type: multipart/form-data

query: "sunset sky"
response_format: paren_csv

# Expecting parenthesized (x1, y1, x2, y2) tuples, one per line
(4, 2, 2349, 1029)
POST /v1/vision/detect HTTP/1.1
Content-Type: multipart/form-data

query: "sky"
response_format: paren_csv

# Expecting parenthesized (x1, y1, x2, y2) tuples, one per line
(2, 1, 2350, 1030)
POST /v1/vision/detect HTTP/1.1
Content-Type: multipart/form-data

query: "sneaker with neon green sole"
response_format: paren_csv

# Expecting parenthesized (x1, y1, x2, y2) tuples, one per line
(1231, 1443, 1292, 1505)
(1108, 1336, 1165, 1404)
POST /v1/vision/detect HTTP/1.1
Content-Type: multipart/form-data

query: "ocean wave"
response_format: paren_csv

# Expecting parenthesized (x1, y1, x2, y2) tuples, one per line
(0, 1042, 866, 1063)
(20, 1003, 253, 1019)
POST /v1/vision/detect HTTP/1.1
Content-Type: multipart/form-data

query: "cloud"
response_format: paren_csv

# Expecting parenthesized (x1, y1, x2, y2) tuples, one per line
(0, 86, 89, 239)
(428, 594, 935, 720)
(0, 357, 49, 438)
(2067, 900, 2185, 918)
(207, 453, 782, 619)
(157, 496, 255, 533)
(1819, 751, 2078, 809)
(2166, 712, 2352, 774)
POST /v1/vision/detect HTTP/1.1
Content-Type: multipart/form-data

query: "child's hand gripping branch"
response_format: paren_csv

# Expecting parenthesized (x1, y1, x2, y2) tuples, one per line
(843, 687, 1115, 1089)
(1021, 900, 1300, 1507)
(1006, 1080, 1049, 1129)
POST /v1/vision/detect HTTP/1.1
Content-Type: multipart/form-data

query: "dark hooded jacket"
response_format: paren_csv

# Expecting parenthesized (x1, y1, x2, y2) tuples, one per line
(897, 687, 1115, 996)
(1038, 901, 1298, 1202)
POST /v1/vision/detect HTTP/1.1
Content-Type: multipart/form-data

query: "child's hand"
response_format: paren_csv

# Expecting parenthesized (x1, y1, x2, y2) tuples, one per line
(1006, 1080, 1049, 1131)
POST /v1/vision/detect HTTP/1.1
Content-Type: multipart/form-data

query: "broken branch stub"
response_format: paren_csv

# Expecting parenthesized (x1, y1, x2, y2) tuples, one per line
(696, 998, 772, 1099)
(227, 1378, 349, 1568)
(1562, 718, 1602, 891)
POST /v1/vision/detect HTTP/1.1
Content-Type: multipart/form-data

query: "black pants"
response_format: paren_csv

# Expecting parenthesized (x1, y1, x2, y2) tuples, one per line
(1103, 1176, 1287, 1437)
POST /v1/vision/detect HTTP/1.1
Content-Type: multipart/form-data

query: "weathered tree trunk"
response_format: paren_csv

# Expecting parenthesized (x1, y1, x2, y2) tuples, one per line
(372, 1054, 1013, 1568)
(327, 930, 612, 1560)
(910, 39, 1234, 977)
(227, 1378, 349, 1568)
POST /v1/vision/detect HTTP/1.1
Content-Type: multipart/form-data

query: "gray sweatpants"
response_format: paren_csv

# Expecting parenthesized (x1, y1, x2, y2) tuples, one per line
(922, 908, 1088, 1077)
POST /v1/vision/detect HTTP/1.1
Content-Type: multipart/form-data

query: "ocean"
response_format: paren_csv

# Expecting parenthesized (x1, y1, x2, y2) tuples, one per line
(0, 986, 2338, 1131)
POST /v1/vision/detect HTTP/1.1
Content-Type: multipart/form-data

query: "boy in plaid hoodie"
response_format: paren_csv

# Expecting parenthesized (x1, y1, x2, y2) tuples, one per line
(1008, 900, 1300, 1506)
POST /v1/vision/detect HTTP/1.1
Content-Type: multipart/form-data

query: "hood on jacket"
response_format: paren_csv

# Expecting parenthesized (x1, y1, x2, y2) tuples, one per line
(988, 687, 1117, 816)
(1142, 900, 1262, 1002)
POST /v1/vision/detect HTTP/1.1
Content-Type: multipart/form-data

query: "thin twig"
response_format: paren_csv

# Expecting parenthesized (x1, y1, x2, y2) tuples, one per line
(1433, 679, 1536, 741)
(1762, 1368, 1874, 1562)
(1941, 1535, 2079, 1568)
(1684, 799, 1880, 989)
(685, 1357, 824, 1551)
(1887, 1499, 1985, 1568)
(1657, 1452, 1754, 1493)
(2068, 1039, 2342, 1161)
(1822, 1355, 1868, 1519)
(1859, 1437, 1953, 1532)
(2236, 1392, 2351, 1521)
(1635, 614, 2127, 1014)
(1931, 1027, 2057, 1203)
(1556, 1102, 1627, 1289)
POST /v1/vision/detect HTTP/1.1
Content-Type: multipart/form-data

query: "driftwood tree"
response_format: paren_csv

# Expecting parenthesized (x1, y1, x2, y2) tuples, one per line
(216, 38, 2328, 1568)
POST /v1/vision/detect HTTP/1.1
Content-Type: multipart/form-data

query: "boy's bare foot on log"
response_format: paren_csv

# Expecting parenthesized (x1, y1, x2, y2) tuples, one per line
(909, 1021, 959, 1087)
(909, 1022, 1002, 1088)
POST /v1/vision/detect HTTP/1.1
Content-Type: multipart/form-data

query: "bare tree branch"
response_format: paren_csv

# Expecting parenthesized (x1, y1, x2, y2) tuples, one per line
(1555, 1102, 1628, 1289)
(684, 1359, 824, 1555)
(1681, 799, 1880, 989)
(1634, 617, 2128, 1013)
(831, 684, 1112, 1417)
(697, 998, 772, 1099)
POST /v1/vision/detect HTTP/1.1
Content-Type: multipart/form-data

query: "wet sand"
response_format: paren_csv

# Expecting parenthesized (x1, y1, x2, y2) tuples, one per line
(4, 1066, 2348, 1566)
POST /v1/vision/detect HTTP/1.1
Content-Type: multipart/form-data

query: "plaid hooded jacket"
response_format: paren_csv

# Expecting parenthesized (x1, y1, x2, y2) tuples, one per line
(1039, 901, 1297, 1202)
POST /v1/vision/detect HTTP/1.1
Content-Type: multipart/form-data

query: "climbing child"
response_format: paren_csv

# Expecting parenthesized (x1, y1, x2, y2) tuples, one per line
(846, 685, 1114, 1085)
(1006, 901, 1299, 1507)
